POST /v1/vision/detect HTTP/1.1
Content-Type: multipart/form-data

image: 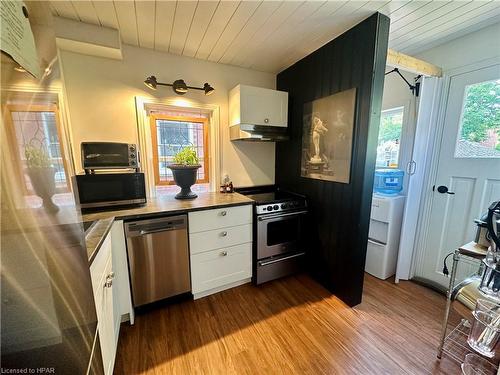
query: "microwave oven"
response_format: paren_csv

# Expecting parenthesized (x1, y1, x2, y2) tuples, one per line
(73, 173, 146, 209)
(81, 142, 140, 171)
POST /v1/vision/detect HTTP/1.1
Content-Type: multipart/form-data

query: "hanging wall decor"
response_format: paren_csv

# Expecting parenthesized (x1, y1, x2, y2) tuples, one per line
(301, 88, 357, 183)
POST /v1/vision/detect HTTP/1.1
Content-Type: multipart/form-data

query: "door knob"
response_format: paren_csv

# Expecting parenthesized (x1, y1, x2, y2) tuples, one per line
(436, 185, 455, 195)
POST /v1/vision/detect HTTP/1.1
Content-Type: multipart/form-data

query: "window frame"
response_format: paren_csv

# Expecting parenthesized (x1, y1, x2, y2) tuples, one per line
(3, 103, 71, 194)
(377, 106, 405, 168)
(149, 114, 210, 186)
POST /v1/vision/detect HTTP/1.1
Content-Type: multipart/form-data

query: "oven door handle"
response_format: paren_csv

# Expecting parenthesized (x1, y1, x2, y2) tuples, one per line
(258, 252, 306, 266)
(258, 210, 308, 221)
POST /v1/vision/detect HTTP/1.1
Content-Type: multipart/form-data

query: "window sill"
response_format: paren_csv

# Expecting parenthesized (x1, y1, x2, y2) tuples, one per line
(155, 183, 210, 197)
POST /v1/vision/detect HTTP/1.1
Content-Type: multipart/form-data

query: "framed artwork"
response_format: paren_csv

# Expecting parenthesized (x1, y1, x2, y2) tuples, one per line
(301, 88, 356, 183)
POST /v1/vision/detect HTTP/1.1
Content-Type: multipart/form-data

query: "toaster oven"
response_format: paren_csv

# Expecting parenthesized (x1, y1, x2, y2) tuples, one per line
(81, 142, 140, 172)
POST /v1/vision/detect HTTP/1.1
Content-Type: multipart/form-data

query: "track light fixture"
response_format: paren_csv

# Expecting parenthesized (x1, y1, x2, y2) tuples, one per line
(144, 76, 215, 96)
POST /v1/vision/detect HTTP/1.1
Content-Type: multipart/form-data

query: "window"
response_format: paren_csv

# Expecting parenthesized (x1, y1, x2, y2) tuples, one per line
(455, 79, 500, 158)
(150, 114, 209, 186)
(4, 104, 72, 208)
(376, 107, 404, 168)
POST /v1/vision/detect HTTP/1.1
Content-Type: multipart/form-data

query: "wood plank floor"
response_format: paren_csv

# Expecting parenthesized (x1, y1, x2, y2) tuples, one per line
(114, 274, 460, 374)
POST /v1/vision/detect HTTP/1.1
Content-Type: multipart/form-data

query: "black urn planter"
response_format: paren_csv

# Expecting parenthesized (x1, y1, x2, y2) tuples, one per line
(167, 164, 201, 199)
(27, 166, 59, 212)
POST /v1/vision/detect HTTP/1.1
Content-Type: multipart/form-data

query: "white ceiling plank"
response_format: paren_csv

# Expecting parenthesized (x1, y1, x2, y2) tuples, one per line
(42, 0, 500, 74)
(395, 1, 500, 52)
(195, 1, 240, 60)
(244, 1, 333, 70)
(389, 1, 469, 42)
(230, 1, 303, 68)
(71, 1, 100, 25)
(403, 11, 500, 55)
(377, 1, 413, 17)
(218, 1, 282, 65)
(207, 1, 261, 62)
(390, 1, 452, 32)
(50, 1, 79, 20)
(92, 1, 119, 29)
(114, 0, 139, 46)
(182, 1, 219, 57)
(258, 1, 372, 72)
(385, 0, 431, 23)
(390, 1, 495, 50)
(154, 1, 176, 52)
(169, 1, 198, 55)
(135, 1, 155, 49)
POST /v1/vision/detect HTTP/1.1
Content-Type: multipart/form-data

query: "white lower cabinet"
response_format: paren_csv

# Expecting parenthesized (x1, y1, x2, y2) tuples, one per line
(189, 205, 253, 299)
(90, 221, 134, 375)
(90, 234, 116, 375)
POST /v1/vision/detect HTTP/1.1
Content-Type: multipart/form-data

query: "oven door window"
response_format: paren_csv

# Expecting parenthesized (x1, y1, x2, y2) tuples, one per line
(267, 216, 300, 246)
(83, 143, 129, 167)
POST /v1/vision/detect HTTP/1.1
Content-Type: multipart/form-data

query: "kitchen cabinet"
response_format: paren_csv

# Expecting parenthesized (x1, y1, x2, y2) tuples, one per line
(188, 205, 253, 299)
(90, 221, 133, 375)
(229, 84, 288, 128)
(90, 234, 116, 375)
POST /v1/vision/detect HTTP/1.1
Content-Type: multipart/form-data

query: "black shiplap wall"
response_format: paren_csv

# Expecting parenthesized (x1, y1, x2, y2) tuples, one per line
(276, 13, 390, 306)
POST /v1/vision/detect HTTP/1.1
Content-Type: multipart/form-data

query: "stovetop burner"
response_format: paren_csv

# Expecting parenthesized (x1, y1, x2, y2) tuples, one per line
(236, 186, 307, 215)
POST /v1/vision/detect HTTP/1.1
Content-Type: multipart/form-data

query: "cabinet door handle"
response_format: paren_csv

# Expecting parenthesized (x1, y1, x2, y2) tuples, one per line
(221, 251, 228, 256)
(220, 211, 227, 216)
(104, 276, 113, 288)
(264, 118, 269, 124)
(220, 231, 228, 237)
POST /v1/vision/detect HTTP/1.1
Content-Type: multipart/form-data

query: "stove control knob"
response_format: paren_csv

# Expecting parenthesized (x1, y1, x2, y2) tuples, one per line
(273, 205, 279, 210)
(281, 203, 288, 209)
(267, 205, 273, 211)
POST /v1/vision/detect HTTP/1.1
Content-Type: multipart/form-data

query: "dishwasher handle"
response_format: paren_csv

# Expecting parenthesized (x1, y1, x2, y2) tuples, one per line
(139, 227, 177, 236)
(125, 215, 187, 237)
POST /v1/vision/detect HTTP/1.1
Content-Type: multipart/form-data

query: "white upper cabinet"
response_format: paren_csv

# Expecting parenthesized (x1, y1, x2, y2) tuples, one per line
(229, 84, 288, 128)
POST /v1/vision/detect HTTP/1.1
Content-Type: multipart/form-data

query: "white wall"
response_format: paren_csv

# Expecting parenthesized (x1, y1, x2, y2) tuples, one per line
(382, 67, 415, 111)
(416, 22, 500, 72)
(58, 44, 276, 187)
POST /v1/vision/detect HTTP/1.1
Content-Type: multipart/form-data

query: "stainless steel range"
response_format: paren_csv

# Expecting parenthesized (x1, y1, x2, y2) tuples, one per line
(237, 187, 308, 284)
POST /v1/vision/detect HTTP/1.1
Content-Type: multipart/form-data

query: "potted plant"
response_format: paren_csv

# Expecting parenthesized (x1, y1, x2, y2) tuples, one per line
(25, 145, 59, 212)
(167, 146, 201, 199)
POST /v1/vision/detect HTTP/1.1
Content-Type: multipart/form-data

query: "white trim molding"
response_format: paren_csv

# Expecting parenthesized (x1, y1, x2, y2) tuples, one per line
(134, 96, 221, 197)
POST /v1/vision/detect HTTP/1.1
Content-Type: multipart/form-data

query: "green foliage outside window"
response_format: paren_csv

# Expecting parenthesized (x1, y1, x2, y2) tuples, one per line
(460, 80, 500, 150)
(379, 113, 403, 144)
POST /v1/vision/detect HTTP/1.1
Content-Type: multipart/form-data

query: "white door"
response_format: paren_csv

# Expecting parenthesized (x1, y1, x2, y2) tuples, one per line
(415, 63, 500, 288)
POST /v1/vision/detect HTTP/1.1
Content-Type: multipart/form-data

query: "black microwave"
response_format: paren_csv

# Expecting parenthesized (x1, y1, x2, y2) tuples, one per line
(81, 142, 140, 171)
(73, 173, 146, 209)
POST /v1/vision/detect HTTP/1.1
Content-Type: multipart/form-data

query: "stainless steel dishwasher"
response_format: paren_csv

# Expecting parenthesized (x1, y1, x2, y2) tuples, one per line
(124, 215, 190, 307)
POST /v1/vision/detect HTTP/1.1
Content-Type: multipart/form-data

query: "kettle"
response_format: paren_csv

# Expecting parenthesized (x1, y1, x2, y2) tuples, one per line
(486, 200, 500, 251)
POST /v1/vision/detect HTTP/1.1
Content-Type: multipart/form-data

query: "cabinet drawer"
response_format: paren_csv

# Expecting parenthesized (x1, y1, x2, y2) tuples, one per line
(188, 205, 252, 233)
(190, 224, 252, 255)
(190, 243, 252, 294)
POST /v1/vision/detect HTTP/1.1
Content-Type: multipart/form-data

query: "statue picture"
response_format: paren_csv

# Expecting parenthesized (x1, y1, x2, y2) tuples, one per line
(301, 88, 356, 183)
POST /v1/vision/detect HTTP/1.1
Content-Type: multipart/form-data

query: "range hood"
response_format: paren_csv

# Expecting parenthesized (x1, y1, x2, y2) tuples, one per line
(230, 124, 289, 142)
(229, 84, 289, 142)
